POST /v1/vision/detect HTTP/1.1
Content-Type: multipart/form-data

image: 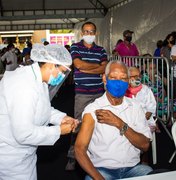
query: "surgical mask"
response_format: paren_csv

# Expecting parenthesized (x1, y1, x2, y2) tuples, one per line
(106, 78, 128, 98)
(126, 36, 132, 42)
(82, 35, 95, 44)
(48, 72, 65, 86)
(130, 78, 141, 87)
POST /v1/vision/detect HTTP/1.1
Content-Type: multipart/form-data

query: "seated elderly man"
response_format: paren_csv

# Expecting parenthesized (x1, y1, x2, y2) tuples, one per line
(74, 60, 153, 180)
(125, 66, 157, 164)
(126, 66, 156, 129)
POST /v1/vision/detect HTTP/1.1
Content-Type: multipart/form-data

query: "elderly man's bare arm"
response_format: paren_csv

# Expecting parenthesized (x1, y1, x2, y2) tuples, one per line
(74, 113, 105, 180)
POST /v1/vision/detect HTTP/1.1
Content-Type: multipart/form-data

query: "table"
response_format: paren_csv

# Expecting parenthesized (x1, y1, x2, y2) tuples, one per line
(122, 171, 176, 180)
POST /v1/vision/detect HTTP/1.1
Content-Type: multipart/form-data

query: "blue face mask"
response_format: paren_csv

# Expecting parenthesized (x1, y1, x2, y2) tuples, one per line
(106, 78, 129, 98)
(48, 72, 65, 86)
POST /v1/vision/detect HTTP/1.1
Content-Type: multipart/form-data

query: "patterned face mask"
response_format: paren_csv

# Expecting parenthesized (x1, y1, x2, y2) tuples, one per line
(130, 78, 141, 87)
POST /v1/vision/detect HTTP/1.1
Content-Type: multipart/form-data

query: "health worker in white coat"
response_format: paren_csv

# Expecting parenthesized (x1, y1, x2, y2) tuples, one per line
(0, 44, 79, 180)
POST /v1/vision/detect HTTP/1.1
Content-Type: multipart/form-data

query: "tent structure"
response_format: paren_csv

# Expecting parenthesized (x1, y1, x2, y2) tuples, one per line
(0, 0, 124, 31)
(0, 0, 176, 54)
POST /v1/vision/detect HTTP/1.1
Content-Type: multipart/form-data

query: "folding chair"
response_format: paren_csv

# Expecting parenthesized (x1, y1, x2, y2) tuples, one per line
(169, 122, 176, 163)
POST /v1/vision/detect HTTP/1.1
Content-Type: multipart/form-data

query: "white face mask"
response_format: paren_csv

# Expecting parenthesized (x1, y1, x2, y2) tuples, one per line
(11, 48, 15, 53)
(82, 35, 95, 44)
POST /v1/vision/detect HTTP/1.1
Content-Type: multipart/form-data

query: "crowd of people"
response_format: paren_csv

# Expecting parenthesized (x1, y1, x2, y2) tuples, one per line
(0, 21, 175, 180)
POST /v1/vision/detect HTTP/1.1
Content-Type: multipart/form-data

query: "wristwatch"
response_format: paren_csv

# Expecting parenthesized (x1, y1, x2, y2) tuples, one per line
(120, 122, 128, 136)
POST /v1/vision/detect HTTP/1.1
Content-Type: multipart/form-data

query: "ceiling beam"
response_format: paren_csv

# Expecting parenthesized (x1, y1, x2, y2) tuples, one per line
(89, 0, 108, 16)
(0, 23, 75, 31)
(0, 8, 104, 21)
(109, 0, 134, 9)
(42, 0, 46, 9)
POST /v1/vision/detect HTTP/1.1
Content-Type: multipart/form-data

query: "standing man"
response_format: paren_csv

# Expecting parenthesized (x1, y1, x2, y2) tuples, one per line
(66, 21, 108, 170)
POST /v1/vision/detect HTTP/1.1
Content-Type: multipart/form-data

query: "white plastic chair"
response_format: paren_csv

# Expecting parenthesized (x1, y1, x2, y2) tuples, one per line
(151, 131, 157, 164)
(169, 122, 176, 163)
(172, 122, 176, 147)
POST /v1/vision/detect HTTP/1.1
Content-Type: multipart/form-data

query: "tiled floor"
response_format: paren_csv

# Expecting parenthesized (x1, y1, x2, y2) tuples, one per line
(37, 84, 176, 180)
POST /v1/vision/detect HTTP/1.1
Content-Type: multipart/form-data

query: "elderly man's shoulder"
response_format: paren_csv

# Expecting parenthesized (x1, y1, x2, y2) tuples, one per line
(141, 84, 153, 92)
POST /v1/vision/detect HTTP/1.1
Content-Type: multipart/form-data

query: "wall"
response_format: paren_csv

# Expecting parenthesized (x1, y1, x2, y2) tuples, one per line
(74, 0, 176, 55)
(33, 30, 46, 44)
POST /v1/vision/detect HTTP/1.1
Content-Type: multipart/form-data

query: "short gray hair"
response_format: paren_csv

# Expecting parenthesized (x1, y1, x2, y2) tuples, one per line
(105, 60, 129, 77)
(128, 66, 140, 76)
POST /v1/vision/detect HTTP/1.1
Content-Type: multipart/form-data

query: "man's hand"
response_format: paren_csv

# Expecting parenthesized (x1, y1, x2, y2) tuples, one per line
(6, 61, 12, 65)
(95, 109, 123, 128)
(145, 112, 152, 120)
(61, 116, 79, 135)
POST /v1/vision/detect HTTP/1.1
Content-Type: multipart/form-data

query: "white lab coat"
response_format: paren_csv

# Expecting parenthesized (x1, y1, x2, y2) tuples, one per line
(131, 84, 156, 127)
(0, 63, 66, 180)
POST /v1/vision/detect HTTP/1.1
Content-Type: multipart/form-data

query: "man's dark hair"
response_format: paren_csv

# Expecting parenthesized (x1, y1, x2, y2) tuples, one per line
(43, 41, 49, 46)
(26, 41, 32, 48)
(7, 43, 14, 50)
(81, 21, 96, 32)
(156, 40, 163, 48)
(38, 62, 46, 67)
(162, 33, 173, 47)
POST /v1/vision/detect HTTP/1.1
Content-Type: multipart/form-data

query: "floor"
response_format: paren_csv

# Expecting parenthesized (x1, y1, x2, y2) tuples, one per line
(37, 84, 176, 180)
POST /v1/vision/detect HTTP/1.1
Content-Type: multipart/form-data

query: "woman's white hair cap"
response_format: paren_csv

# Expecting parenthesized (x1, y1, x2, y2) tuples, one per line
(31, 43, 72, 66)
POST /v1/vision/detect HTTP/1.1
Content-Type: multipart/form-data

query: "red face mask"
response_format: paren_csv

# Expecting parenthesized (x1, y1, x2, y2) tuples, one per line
(125, 84, 142, 98)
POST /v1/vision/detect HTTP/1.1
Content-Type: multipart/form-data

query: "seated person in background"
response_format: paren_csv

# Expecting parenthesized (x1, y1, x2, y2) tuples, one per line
(75, 61, 153, 180)
(126, 66, 156, 130)
(141, 61, 176, 117)
(126, 66, 158, 163)
(126, 66, 157, 164)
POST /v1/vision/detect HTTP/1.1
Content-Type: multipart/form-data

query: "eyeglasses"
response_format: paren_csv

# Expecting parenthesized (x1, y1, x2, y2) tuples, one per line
(82, 30, 96, 35)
